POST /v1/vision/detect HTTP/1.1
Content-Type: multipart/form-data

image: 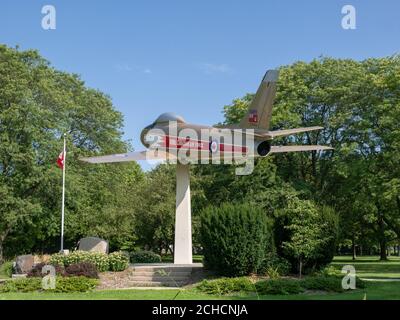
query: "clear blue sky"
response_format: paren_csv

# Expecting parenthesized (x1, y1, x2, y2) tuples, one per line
(1, 0, 399, 168)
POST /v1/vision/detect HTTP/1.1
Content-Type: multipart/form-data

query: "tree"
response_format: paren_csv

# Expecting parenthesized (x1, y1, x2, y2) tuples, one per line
(134, 164, 176, 254)
(0, 45, 142, 259)
(278, 199, 335, 277)
(222, 56, 400, 261)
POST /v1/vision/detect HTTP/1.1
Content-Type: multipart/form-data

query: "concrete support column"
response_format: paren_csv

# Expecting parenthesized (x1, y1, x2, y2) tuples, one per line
(174, 164, 192, 264)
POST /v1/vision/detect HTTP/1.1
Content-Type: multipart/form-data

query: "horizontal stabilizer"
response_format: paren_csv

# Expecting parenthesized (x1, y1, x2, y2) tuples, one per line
(215, 126, 324, 140)
(264, 126, 323, 139)
(270, 145, 333, 154)
(80, 150, 175, 164)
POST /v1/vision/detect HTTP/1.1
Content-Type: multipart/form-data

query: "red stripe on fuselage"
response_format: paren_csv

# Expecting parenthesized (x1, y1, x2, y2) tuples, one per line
(155, 135, 248, 153)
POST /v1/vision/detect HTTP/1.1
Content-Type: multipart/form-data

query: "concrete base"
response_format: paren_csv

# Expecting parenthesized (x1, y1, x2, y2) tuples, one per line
(174, 164, 193, 264)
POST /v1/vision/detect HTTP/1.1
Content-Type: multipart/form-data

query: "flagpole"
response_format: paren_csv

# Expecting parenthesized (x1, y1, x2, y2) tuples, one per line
(60, 133, 66, 252)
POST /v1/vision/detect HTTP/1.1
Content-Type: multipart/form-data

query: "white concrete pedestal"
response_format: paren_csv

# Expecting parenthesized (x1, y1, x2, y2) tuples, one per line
(174, 164, 192, 264)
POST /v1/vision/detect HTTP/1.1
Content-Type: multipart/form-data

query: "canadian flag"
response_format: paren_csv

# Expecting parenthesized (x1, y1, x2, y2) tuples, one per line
(57, 151, 65, 169)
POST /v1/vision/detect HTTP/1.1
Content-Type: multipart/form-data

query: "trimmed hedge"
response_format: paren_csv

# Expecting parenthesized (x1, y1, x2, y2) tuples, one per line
(255, 279, 303, 295)
(52, 277, 98, 292)
(302, 274, 366, 292)
(0, 278, 42, 293)
(130, 250, 161, 263)
(49, 251, 129, 272)
(0, 276, 98, 293)
(0, 261, 13, 278)
(200, 203, 274, 277)
(196, 277, 254, 295)
(196, 275, 366, 296)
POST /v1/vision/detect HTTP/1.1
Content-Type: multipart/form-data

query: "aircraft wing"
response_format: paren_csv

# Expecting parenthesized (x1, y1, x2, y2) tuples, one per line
(80, 150, 175, 164)
(270, 145, 333, 154)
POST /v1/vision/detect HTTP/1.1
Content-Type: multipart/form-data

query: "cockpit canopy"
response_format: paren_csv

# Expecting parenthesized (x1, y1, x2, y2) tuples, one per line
(155, 112, 186, 124)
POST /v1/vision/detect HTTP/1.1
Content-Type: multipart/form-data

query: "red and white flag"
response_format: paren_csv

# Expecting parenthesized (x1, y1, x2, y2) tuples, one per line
(57, 151, 65, 169)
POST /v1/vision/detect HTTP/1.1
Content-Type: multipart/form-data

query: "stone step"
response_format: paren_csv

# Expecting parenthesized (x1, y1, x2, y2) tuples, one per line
(130, 271, 192, 277)
(99, 264, 205, 288)
(127, 281, 188, 287)
(129, 276, 191, 282)
(131, 267, 196, 273)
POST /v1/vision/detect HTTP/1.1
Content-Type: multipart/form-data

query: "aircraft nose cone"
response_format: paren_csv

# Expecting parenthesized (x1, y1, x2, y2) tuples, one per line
(140, 123, 155, 147)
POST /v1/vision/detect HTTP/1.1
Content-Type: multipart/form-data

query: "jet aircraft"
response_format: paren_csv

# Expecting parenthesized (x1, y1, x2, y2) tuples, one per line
(80, 70, 332, 164)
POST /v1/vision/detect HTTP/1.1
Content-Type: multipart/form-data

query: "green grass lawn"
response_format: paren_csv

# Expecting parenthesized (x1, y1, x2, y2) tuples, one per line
(1, 256, 400, 300)
(1, 282, 399, 300)
(331, 256, 400, 279)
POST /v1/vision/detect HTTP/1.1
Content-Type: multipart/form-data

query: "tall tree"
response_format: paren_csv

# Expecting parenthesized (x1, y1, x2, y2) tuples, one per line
(222, 56, 400, 260)
(0, 45, 142, 260)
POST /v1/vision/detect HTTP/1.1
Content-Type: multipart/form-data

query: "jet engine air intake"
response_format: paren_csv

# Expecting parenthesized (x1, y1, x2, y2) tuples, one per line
(256, 140, 271, 157)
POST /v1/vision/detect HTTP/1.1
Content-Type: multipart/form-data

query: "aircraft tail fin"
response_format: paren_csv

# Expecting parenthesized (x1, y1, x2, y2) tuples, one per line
(239, 70, 279, 130)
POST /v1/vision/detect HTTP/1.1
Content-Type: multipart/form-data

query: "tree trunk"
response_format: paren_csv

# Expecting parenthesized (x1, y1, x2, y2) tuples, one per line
(0, 231, 9, 265)
(376, 202, 387, 261)
(352, 237, 356, 261)
(378, 211, 387, 260)
(380, 241, 387, 260)
(0, 241, 4, 265)
(299, 257, 303, 279)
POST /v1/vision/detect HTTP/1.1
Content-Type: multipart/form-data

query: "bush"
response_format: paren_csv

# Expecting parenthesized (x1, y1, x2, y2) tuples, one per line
(0, 261, 14, 278)
(27, 263, 66, 277)
(255, 279, 304, 295)
(84, 252, 110, 272)
(0, 276, 98, 293)
(196, 277, 254, 295)
(319, 265, 340, 276)
(302, 275, 343, 292)
(64, 251, 109, 272)
(0, 278, 42, 293)
(49, 253, 66, 267)
(200, 203, 274, 277)
(302, 274, 366, 292)
(130, 250, 161, 264)
(312, 206, 340, 270)
(260, 255, 291, 277)
(265, 267, 280, 280)
(65, 263, 98, 278)
(52, 277, 98, 292)
(49, 251, 109, 272)
(108, 252, 130, 271)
